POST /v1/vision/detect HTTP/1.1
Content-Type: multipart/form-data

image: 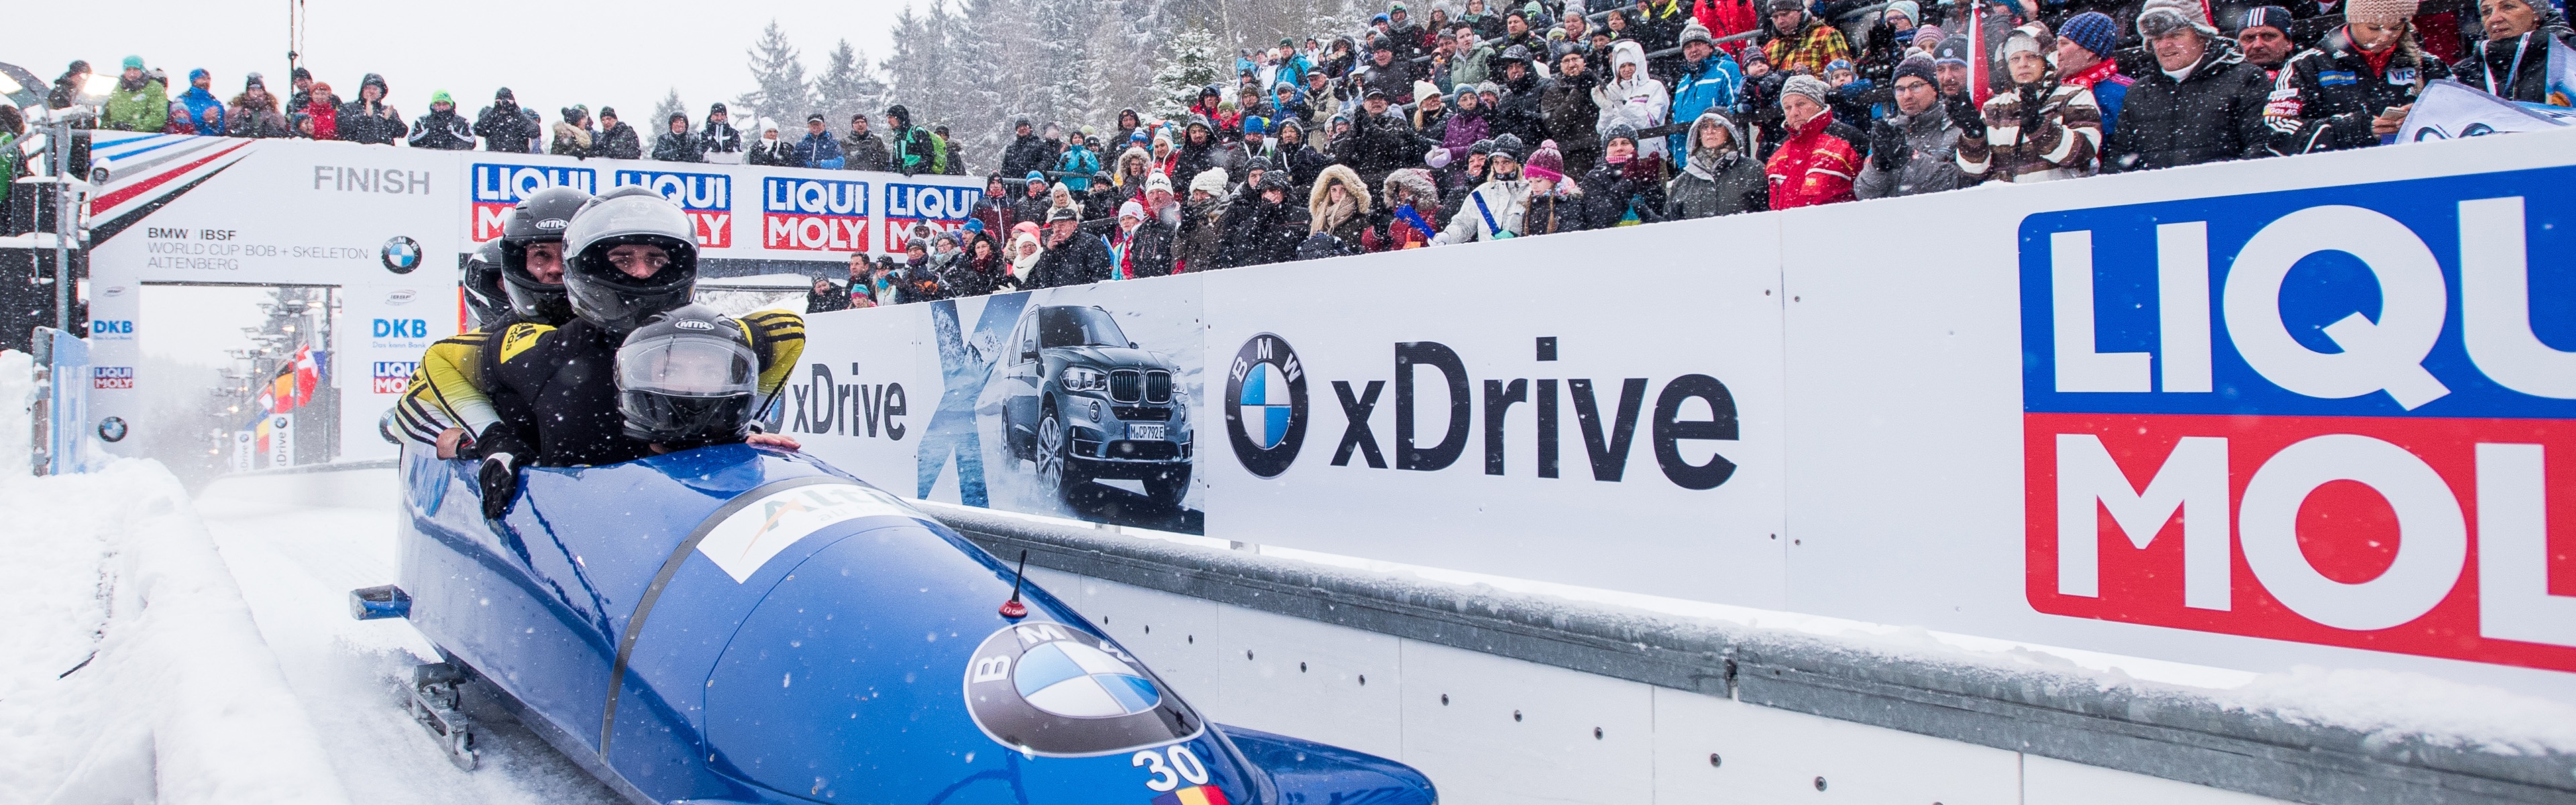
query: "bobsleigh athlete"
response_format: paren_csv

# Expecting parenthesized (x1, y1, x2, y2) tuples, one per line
(390, 186, 591, 451)
(469, 186, 806, 517)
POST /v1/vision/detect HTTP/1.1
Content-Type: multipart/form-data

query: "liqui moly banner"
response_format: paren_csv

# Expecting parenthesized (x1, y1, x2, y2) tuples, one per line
(2021, 169, 2576, 674)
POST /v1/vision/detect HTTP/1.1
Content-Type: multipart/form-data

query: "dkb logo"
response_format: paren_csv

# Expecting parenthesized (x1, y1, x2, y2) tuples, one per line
(374, 319, 427, 339)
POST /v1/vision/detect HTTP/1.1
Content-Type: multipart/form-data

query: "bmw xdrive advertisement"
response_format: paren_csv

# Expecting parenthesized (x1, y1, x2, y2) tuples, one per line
(794, 280, 1207, 533)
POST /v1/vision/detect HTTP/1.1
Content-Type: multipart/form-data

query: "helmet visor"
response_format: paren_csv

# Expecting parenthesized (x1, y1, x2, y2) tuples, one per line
(617, 335, 757, 398)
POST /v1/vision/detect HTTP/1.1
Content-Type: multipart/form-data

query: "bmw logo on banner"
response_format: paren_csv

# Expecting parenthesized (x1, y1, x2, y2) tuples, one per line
(962, 622, 1201, 757)
(1224, 333, 1307, 478)
(380, 236, 422, 274)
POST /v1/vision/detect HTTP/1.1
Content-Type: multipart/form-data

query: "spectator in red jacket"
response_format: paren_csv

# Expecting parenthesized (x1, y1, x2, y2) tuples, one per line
(1764, 75, 1860, 208)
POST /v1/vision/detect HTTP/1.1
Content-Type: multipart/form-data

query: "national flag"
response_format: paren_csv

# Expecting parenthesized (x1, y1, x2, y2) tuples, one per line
(1967, 7, 1992, 105)
(291, 345, 321, 404)
(1151, 785, 1232, 805)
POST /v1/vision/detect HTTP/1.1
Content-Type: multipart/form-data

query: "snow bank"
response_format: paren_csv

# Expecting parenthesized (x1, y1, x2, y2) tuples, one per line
(0, 349, 34, 478)
(0, 459, 353, 805)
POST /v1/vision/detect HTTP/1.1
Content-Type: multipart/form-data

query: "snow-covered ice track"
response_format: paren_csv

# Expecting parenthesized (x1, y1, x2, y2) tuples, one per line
(0, 461, 618, 805)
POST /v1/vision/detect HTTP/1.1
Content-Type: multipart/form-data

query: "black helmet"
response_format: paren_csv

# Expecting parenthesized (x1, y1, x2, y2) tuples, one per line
(461, 239, 508, 331)
(563, 185, 699, 334)
(615, 304, 758, 446)
(498, 185, 594, 325)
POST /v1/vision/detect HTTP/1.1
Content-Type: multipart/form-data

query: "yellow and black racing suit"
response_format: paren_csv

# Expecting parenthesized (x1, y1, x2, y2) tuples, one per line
(393, 310, 806, 466)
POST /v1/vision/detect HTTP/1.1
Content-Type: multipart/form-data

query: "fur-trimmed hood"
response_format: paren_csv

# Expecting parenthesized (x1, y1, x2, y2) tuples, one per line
(1308, 164, 1372, 233)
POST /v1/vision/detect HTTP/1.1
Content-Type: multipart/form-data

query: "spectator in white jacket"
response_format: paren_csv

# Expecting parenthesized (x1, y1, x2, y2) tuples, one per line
(1591, 40, 1670, 160)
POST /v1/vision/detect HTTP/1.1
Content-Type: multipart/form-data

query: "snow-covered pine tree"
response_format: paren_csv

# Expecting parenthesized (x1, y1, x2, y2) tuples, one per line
(738, 19, 814, 128)
(950, 0, 1024, 157)
(651, 88, 687, 129)
(814, 40, 888, 132)
(1146, 28, 1225, 121)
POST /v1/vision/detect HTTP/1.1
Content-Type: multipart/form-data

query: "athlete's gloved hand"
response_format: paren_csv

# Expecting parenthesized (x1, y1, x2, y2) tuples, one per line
(479, 452, 521, 520)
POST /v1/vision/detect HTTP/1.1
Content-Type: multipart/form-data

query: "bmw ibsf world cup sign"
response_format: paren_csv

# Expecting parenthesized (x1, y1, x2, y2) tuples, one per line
(2021, 167, 2576, 674)
(1224, 333, 1308, 478)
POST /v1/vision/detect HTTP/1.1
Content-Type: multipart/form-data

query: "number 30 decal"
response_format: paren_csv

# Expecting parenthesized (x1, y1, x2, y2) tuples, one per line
(1132, 744, 1213, 792)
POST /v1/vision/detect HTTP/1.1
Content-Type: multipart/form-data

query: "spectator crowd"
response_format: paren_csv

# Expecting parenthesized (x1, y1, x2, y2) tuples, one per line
(21, 0, 2569, 311)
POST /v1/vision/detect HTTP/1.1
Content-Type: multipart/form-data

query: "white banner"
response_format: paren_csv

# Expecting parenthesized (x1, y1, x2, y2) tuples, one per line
(2397, 78, 2573, 142)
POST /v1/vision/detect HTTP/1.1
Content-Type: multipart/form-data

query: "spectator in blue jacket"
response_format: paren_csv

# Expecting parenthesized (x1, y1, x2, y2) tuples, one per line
(1666, 20, 1743, 156)
(1056, 129, 1104, 192)
(176, 68, 225, 136)
(796, 113, 846, 168)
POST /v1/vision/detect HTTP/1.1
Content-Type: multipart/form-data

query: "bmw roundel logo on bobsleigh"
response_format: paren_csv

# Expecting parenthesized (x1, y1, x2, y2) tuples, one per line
(380, 235, 422, 274)
(962, 622, 1201, 757)
(1224, 333, 1307, 478)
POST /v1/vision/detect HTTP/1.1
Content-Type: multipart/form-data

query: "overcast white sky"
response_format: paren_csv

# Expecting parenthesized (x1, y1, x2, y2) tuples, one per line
(18, 0, 917, 126)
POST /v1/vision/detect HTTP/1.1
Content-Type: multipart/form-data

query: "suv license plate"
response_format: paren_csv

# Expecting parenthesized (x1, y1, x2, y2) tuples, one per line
(1127, 423, 1167, 441)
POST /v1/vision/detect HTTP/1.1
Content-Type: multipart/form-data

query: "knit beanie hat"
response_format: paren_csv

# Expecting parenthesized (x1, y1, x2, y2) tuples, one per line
(2237, 5, 2294, 33)
(1522, 141, 1566, 182)
(1892, 54, 1939, 89)
(1913, 24, 1945, 49)
(1119, 200, 1146, 221)
(430, 89, 453, 105)
(2059, 11, 2118, 57)
(2002, 25, 2047, 58)
(1780, 74, 1833, 108)
(1933, 34, 1974, 65)
(1189, 167, 1232, 196)
(1678, 19, 1718, 47)
(122, 55, 146, 70)
(1147, 172, 1174, 196)
(2137, 0, 2219, 39)
(1884, 0, 1921, 24)
(2345, 0, 2417, 25)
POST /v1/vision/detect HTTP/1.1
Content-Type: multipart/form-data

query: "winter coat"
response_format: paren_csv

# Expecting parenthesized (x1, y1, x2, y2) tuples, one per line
(1453, 43, 1497, 89)
(1542, 70, 1606, 167)
(338, 99, 408, 145)
(551, 121, 594, 157)
(1057, 145, 1103, 191)
(2059, 59, 2132, 142)
(1664, 111, 1770, 219)
(1124, 219, 1181, 278)
(747, 128, 797, 166)
(702, 119, 744, 153)
(595, 122, 641, 160)
(1363, 62, 1419, 105)
(476, 102, 541, 152)
(1666, 54, 1743, 156)
(1308, 165, 1375, 246)
(1373, 168, 1444, 251)
(1174, 196, 1230, 272)
(228, 93, 293, 138)
(651, 129, 705, 162)
(1579, 156, 1668, 229)
(1277, 138, 1333, 189)
(1218, 195, 1310, 269)
(1434, 176, 1533, 244)
(176, 86, 226, 137)
(408, 108, 474, 149)
(2265, 28, 2451, 155)
(1764, 109, 1860, 209)
(1593, 42, 1673, 160)
(1346, 109, 1427, 185)
(1223, 140, 1284, 184)
(1173, 136, 1222, 186)
(2101, 42, 2273, 172)
(1959, 79, 2102, 184)
(1763, 18, 1854, 76)
(2455, 29, 2573, 103)
(796, 131, 845, 168)
(1012, 191, 1055, 229)
(843, 131, 889, 171)
(1521, 187, 1587, 235)
(1001, 133, 1059, 180)
(299, 94, 343, 140)
(1854, 107, 1965, 199)
(102, 76, 169, 132)
(889, 124, 936, 174)
(1494, 73, 1554, 145)
(1439, 105, 1493, 162)
(1029, 230, 1115, 288)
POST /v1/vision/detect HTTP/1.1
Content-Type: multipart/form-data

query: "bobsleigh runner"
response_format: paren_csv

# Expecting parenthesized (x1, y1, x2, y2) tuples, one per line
(356, 443, 1436, 804)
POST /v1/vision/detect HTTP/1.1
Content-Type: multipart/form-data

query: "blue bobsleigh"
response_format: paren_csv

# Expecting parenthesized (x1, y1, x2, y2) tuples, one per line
(374, 444, 1436, 804)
